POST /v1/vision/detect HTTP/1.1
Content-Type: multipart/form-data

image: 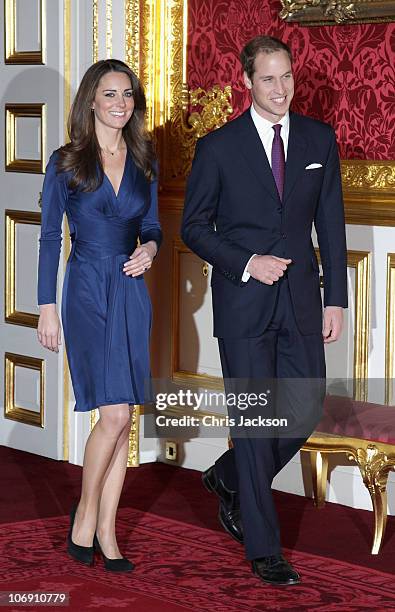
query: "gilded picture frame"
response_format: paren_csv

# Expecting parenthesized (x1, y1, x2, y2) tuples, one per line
(280, 0, 395, 25)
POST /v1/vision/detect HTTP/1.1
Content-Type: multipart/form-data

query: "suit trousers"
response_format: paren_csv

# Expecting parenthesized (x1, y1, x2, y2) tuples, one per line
(215, 276, 326, 560)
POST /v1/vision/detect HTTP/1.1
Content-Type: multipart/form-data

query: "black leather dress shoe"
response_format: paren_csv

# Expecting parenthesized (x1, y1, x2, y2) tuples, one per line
(202, 465, 243, 544)
(252, 555, 301, 586)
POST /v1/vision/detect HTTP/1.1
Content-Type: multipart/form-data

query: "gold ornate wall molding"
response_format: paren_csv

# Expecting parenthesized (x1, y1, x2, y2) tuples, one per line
(5, 103, 46, 173)
(347, 250, 371, 401)
(385, 254, 395, 405)
(93, 0, 99, 62)
(106, 0, 112, 58)
(280, 0, 395, 25)
(342, 160, 395, 190)
(5, 210, 41, 328)
(125, 0, 140, 74)
(169, 84, 233, 180)
(124, 0, 189, 179)
(4, 352, 45, 427)
(316, 249, 371, 401)
(5, 0, 46, 64)
(342, 160, 395, 226)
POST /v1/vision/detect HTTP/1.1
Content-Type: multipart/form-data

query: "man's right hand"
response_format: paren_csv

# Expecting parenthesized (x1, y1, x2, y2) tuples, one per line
(247, 255, 292, 285)
(37, 304, 62, 352)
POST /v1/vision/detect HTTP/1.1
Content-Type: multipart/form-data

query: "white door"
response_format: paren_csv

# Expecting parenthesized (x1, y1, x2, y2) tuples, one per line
(0, 0, 66, 459)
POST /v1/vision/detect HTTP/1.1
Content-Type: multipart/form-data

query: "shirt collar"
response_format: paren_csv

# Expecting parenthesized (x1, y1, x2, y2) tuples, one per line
(250, 103, 289, 135)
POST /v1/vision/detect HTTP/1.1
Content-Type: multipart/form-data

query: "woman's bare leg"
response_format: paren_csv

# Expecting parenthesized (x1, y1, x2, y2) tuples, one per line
(71, 403, 130, 549)
(95, 411, 132, 558)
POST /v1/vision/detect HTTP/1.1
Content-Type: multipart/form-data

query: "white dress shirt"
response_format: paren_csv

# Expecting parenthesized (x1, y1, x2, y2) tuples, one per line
(241, 105, 290, 282)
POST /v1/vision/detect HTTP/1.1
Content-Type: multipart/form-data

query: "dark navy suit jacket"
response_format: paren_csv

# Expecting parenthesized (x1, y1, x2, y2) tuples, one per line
(181, 109, 348, 338)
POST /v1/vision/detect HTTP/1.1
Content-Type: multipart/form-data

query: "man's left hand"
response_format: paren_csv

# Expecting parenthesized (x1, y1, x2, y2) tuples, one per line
(322, 306, 343, 343)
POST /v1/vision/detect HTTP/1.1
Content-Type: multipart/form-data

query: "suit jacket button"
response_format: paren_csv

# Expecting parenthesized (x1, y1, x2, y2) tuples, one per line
(281, 233, 286, 239)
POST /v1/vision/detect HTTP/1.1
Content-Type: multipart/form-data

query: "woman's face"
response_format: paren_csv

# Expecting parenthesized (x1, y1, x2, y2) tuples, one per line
(91, 71, 134, 130)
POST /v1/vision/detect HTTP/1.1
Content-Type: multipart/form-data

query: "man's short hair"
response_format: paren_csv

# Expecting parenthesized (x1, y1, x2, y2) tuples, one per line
(240, 36, 293, 81)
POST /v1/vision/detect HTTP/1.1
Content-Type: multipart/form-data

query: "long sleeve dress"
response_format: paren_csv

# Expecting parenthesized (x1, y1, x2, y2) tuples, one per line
(37, 149, 162, 412)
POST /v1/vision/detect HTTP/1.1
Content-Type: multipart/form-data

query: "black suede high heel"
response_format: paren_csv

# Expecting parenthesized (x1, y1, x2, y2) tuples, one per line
(67, 504, 94, 566)
(93, 533, 134, 572)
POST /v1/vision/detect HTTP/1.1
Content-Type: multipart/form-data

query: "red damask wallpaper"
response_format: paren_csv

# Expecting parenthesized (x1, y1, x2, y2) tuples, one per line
(187, 0, 395, 159)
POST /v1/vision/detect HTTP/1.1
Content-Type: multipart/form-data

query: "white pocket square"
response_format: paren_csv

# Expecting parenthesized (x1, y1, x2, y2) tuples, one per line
(305, 163, 323, 170)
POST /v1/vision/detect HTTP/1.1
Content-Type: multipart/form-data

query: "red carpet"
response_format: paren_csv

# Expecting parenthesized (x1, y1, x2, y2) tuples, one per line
(1, 508, 395, 611)
(1, 446, 395, 611)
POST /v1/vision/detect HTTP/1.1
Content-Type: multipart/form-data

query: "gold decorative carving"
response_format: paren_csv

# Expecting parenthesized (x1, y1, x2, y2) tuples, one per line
(351, 445, 395, 554)
(352, 445, 395, 494)
(5, 0, 46, 64)
(5, 209, 41, 328)
(4, 352, 45, 427)
(133, 0, 188, 178)
(341, 161, 395, 226)
(138, 0, 156, 132)
(385, 254, 395, 405)
(186, 86, 233, 138)
(342, 160, 395, 190)
(169, 85, 233, 179)
(93, 0, 98, 63)
(5, 104, 46, 174)
(280, 0, 395, 25)
(125, 0, 140, 74)
(280, 0, 356, 23)
(128, 405, 141, 467)
(106, 0, 112, 59)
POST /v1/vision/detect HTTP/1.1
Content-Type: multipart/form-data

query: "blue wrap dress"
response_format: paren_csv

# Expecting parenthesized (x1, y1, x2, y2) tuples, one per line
(37, 150, 162, 412)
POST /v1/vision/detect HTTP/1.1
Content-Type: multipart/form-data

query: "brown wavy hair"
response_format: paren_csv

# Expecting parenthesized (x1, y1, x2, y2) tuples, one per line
(57, 59, 156, 191)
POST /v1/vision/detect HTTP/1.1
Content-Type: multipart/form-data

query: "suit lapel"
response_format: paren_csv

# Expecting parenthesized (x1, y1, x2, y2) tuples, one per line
(236, 110, 280, 204)
(283, 112, 308, 204)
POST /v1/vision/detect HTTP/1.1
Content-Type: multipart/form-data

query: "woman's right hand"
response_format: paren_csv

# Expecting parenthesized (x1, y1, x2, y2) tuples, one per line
(37, 304, 62, 352)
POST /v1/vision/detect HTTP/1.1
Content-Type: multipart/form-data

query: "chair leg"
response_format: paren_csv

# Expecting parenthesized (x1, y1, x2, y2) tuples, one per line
(354, 444, 394, 555)
(369, 485, 388, 555)
(310, 450, 328, 508)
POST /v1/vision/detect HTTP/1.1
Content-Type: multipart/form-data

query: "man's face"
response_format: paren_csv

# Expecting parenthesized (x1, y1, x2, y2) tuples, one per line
(244, 50, 294, 122)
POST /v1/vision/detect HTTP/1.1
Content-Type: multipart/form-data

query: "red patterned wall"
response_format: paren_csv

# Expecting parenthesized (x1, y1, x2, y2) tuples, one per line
(187, 0, 395, 159)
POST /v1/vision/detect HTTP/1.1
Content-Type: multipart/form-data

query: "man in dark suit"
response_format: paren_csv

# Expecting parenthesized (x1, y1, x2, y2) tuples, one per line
(181, 36, 347, 586)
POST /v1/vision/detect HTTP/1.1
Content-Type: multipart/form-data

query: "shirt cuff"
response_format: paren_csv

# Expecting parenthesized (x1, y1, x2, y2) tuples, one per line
(241, 254, 257, 282)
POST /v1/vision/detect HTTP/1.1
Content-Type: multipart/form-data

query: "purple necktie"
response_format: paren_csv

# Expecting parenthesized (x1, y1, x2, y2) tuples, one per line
(271, 124, 285, 201)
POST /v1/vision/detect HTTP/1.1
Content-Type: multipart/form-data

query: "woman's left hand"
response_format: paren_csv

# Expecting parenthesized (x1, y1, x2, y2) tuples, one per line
(123, 241, 157, 277)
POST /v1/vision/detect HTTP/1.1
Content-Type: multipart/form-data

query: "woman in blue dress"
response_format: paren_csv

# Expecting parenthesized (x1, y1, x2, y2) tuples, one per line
(37, 59, 162, 572)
